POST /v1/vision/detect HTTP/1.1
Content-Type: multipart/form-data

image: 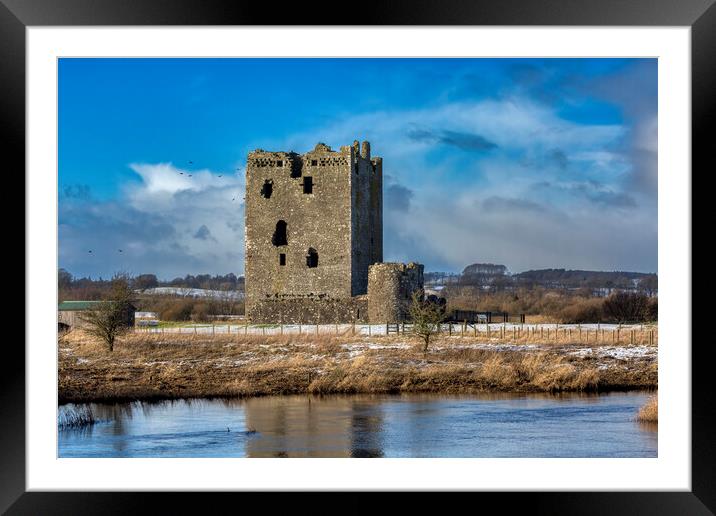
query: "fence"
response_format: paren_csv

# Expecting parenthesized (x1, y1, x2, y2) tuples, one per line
(133, 321, 656, 345)
(449, 310, 525, 324)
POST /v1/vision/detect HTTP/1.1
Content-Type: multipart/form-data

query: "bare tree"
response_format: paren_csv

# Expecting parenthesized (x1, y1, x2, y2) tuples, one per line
(79, 274, 135, 352)
(408, 290, 446, 354)
(602, 291, 650, 323)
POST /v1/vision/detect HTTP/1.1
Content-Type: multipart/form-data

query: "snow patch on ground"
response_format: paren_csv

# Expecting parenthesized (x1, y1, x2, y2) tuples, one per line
(568, 346, 656, 360)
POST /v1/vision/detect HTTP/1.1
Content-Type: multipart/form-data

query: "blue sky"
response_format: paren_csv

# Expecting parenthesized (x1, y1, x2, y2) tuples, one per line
(59, 58, 657, 279)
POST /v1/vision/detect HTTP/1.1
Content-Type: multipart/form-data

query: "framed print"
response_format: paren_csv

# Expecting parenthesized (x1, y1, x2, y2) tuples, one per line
(5, 0, 712, 513)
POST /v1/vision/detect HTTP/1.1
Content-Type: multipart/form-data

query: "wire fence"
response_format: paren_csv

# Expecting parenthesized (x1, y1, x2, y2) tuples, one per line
(133, 321, 657, 345)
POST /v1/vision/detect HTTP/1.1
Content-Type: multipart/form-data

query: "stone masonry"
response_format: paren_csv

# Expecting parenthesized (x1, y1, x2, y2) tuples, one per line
(244, 140, 421, 323)
(367, 262, 425, 323)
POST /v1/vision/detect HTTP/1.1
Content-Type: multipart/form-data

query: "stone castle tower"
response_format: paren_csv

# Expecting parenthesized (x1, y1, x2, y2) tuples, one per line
(245, 141, 385, 322)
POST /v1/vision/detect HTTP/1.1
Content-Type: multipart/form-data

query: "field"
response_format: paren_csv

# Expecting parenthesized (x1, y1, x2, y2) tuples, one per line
(58, 323, 657, 403)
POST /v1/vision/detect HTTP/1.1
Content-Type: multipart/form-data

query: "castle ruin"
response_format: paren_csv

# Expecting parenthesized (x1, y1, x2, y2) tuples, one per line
(244, 140, 423, 324)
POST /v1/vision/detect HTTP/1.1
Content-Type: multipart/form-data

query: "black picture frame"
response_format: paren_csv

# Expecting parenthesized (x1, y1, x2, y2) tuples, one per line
(5, 0, 711, 513)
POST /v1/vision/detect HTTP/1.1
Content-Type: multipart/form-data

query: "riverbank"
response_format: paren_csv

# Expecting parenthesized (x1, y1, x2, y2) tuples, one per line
(58, 328, 658, 403)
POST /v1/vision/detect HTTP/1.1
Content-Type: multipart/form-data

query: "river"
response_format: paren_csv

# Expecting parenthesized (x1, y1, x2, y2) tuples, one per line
(58, 392, 657, 458)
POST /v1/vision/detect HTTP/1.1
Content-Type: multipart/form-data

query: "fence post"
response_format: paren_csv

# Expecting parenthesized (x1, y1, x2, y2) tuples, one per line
(212, 324, 215, 335)
(245, 322, 248, 335)
(280, 324, 283, 335)
(352, 322, 356, 336)
(316, 324, 319, 335)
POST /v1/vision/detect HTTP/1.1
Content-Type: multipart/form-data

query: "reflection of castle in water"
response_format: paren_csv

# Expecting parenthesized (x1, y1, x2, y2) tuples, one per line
(242, 396, 385, 458)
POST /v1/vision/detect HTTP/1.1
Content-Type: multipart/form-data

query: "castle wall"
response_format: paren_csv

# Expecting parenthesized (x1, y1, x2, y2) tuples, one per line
(367, 262, 425, 323)
(249, 296, 368, 324)
(350, 141, 373, 296)
(245, 144, 354, 318)
(369, 157, 383, 266)
(245, 140, 393, 324)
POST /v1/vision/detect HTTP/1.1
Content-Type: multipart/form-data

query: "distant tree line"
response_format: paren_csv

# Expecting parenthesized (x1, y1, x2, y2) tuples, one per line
(425, 263, 657, 296)
(59, 269, 245, 298)
(59, 269, 246, 321)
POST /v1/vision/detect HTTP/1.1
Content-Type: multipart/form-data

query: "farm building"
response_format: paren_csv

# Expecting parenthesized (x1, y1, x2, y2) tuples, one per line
(58, 301, 136, 332)
(135, 311, 159, 327)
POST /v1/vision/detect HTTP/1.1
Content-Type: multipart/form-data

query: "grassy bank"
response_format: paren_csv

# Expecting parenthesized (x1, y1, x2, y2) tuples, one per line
(58, 329, 657, 404)
(636, 396, 658, 423)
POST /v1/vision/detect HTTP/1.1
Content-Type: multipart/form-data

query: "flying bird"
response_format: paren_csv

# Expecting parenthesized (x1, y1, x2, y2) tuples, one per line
(88, 250, 92, 253)
(188, 161, 193, 165)
(179, 172, 184, 175)
(218, 175, 223, 178)
(188, 174, 193, 177)
(118, 249, 123, 253)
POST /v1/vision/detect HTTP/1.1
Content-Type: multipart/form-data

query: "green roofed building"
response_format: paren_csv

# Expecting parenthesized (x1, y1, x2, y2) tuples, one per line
(58, 300, 136, 331)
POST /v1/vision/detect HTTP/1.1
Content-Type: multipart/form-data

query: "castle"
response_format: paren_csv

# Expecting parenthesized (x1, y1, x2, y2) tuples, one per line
(244, 140, 423, 324)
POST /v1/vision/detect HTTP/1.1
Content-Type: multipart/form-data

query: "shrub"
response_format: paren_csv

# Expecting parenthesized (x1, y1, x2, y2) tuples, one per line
(557, 298, 604, 323)
(602, 292, 651, 323)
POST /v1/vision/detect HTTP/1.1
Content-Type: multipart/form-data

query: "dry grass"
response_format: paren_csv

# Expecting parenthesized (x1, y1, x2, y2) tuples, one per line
(434, 323, 657, 347)
(636, 396, 658, 423)
(58, 405, 96, 428)
(58, 329, 658, 403)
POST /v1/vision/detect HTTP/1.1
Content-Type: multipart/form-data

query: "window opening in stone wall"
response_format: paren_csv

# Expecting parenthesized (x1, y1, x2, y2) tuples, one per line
(276, 160, 283, 167)
(279, 253, 286, 266)
(311, 159, 318, 166)
(290, 159, 302, 178)
(306, 247, 318, 268)
(303, 176, 313, 194)
(272, 220, 288, 246)
(260, 179, 273, 199)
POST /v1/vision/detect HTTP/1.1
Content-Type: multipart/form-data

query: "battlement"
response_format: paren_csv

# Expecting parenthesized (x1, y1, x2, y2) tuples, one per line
(247, 141, 378, 172)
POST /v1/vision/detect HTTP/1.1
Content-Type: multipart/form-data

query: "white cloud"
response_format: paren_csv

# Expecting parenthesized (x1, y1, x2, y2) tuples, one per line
(60, 94, 656, 278)
(60, 163, 246, 279)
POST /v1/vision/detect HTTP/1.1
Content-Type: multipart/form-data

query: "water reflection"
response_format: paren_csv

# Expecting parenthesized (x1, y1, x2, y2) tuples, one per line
(58, 392, 657, 458)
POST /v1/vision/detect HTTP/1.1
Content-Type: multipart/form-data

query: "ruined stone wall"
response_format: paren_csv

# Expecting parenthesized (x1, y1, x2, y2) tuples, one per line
(350, 140, 375, 296)
(245, 141, 383, 320)
(245, 144, 354, 317)
(367, 262, 424, 323)
(249, 296, 368, 324)
(369, 156, 383, 266)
